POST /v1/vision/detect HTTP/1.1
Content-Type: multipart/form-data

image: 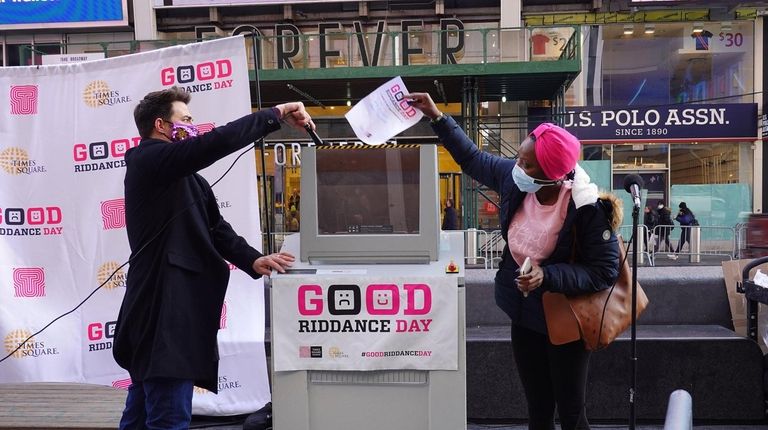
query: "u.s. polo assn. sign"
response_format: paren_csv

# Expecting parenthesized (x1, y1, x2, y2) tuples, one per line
(563, 103, 757, 143)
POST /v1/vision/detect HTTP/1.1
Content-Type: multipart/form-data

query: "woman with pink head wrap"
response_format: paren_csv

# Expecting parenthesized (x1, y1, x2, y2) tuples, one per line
(531, 122, 581, 181)
(407, 92, 621, 430)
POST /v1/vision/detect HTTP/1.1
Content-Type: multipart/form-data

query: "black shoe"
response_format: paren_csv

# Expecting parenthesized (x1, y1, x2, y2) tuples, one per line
(243, 402, 272, 430)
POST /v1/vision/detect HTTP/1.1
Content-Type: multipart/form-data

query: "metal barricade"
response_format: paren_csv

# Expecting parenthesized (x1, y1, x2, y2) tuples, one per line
(462, 228, 491, 269)
(485, 230, 504, 269)
(651, 224, 736, 263)
(465, 228, 480, 266)
(618, 224, 654, 266)
(735, 222, 749, 259)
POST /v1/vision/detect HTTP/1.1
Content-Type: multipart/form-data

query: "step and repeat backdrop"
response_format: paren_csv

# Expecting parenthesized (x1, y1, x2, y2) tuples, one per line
(0, 36, 271, 416)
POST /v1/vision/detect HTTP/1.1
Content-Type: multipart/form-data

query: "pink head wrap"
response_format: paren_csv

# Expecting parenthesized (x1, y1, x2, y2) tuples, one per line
(530, 122, 581, 180)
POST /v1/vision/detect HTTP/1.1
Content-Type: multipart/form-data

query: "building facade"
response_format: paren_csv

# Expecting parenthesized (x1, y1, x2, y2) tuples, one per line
(3, 0, 763, 241)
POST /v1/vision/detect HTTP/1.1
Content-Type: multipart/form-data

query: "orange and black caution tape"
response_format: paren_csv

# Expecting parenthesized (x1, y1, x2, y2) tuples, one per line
(316, 144, 420, 150)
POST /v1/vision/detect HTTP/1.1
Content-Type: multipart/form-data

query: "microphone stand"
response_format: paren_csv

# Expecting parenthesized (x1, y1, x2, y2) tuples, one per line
(629, 202, 640, 430)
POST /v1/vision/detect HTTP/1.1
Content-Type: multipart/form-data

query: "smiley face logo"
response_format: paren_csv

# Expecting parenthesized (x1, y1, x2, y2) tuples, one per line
(372, 290, 393, 311)
(366, 284, 400, 315)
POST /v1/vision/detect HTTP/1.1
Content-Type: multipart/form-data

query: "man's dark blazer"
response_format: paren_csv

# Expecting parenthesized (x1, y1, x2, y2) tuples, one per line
(113, 109, 280, 392)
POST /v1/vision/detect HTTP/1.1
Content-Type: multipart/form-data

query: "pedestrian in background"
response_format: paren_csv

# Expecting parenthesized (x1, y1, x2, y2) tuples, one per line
(655, 200, 674, 254)
(675, 201, 697, 253)
(643, 205, 657, 252)
(442, 198, 459, 230)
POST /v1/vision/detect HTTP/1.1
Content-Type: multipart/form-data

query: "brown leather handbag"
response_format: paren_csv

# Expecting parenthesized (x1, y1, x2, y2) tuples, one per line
(542, 236, 649, 351)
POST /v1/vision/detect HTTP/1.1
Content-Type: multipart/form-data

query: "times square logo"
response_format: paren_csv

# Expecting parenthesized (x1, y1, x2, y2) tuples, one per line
(13, 267, 45, 298)
(0, 206, 63, 237)
(101, 198, 126, 230)
(0, 147, 47, 176)
(9, 85, 38, 115)
(193, 375, 242, 394)
(97, 261, 126, 290)
(82, 80, 131, 108)
(4, 329, 59, 359)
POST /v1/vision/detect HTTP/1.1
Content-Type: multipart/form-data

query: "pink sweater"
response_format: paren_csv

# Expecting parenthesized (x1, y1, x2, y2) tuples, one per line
(507, 182, 572, 267)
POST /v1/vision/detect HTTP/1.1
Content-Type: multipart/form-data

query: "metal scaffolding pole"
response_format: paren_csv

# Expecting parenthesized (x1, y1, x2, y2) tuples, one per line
(461, 76, 480, 230)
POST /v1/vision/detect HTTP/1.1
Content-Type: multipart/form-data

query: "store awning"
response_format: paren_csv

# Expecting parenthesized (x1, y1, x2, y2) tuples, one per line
(249, 60, 581, 106)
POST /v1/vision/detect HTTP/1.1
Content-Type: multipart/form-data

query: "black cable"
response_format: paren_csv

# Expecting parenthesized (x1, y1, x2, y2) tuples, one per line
(0, 143, 256, 364)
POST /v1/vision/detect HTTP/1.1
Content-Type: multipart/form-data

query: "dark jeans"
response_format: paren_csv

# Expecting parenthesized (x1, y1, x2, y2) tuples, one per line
(119, 378, 194, 430)
(676, 227, 691, 252)
(654, 227, 673, 252)
(511, 324, 591, 430)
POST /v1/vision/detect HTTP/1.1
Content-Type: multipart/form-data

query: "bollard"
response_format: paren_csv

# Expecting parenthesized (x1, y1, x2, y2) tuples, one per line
(636, 224, 646, 264)
(465, 228, 478, 266)
(689, 226, 701, 263)
(663, 389, 692, 430)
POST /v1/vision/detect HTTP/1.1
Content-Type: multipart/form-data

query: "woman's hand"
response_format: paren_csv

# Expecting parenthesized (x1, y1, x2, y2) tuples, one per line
(517, 265, 544, 296)
(252, 252, 296, 276)
(404, 92, 442, 120)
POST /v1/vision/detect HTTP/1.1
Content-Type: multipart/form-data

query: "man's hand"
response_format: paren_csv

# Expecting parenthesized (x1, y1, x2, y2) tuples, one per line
(252, 252, 296, 276)
(404, 92, 442, 120)
(273, 102, 315, 131)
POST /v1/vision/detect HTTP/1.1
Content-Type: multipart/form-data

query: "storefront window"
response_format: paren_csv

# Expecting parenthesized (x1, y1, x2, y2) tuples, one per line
(612, 143, 669, 169)
(602, 21, 754, 105)
(670, 142, 745, 185)
(594, 21, 756, 229)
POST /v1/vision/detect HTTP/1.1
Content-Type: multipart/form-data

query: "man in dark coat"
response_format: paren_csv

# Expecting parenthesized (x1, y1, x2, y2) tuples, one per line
(113, 86, 313, 429)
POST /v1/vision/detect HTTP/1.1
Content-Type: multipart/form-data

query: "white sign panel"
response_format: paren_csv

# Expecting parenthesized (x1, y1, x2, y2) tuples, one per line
(272, 275, 458, 371)
(41, 53, 106, 65)
(345, 76, 424, 145)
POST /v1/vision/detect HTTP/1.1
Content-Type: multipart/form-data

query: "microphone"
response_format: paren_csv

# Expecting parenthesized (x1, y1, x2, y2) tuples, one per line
(305, 124, 324, 146)
(623, 174, 644, 209)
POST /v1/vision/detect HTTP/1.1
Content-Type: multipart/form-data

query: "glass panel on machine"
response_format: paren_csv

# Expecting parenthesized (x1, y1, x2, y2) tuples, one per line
(316, 147, 420, 235)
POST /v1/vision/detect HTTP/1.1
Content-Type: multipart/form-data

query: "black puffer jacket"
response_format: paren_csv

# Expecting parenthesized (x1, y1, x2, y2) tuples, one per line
(432, 116, 621, 334)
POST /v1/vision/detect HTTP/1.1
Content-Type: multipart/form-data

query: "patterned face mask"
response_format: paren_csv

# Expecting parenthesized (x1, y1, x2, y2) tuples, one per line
(164, 120, 199, 142)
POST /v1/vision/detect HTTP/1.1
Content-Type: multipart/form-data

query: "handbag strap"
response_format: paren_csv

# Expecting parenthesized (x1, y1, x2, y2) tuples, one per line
(570, 212, 630, 348)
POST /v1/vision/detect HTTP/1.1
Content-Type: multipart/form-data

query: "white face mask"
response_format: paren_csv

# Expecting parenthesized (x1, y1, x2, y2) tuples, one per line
(657, 204, 664, 210)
